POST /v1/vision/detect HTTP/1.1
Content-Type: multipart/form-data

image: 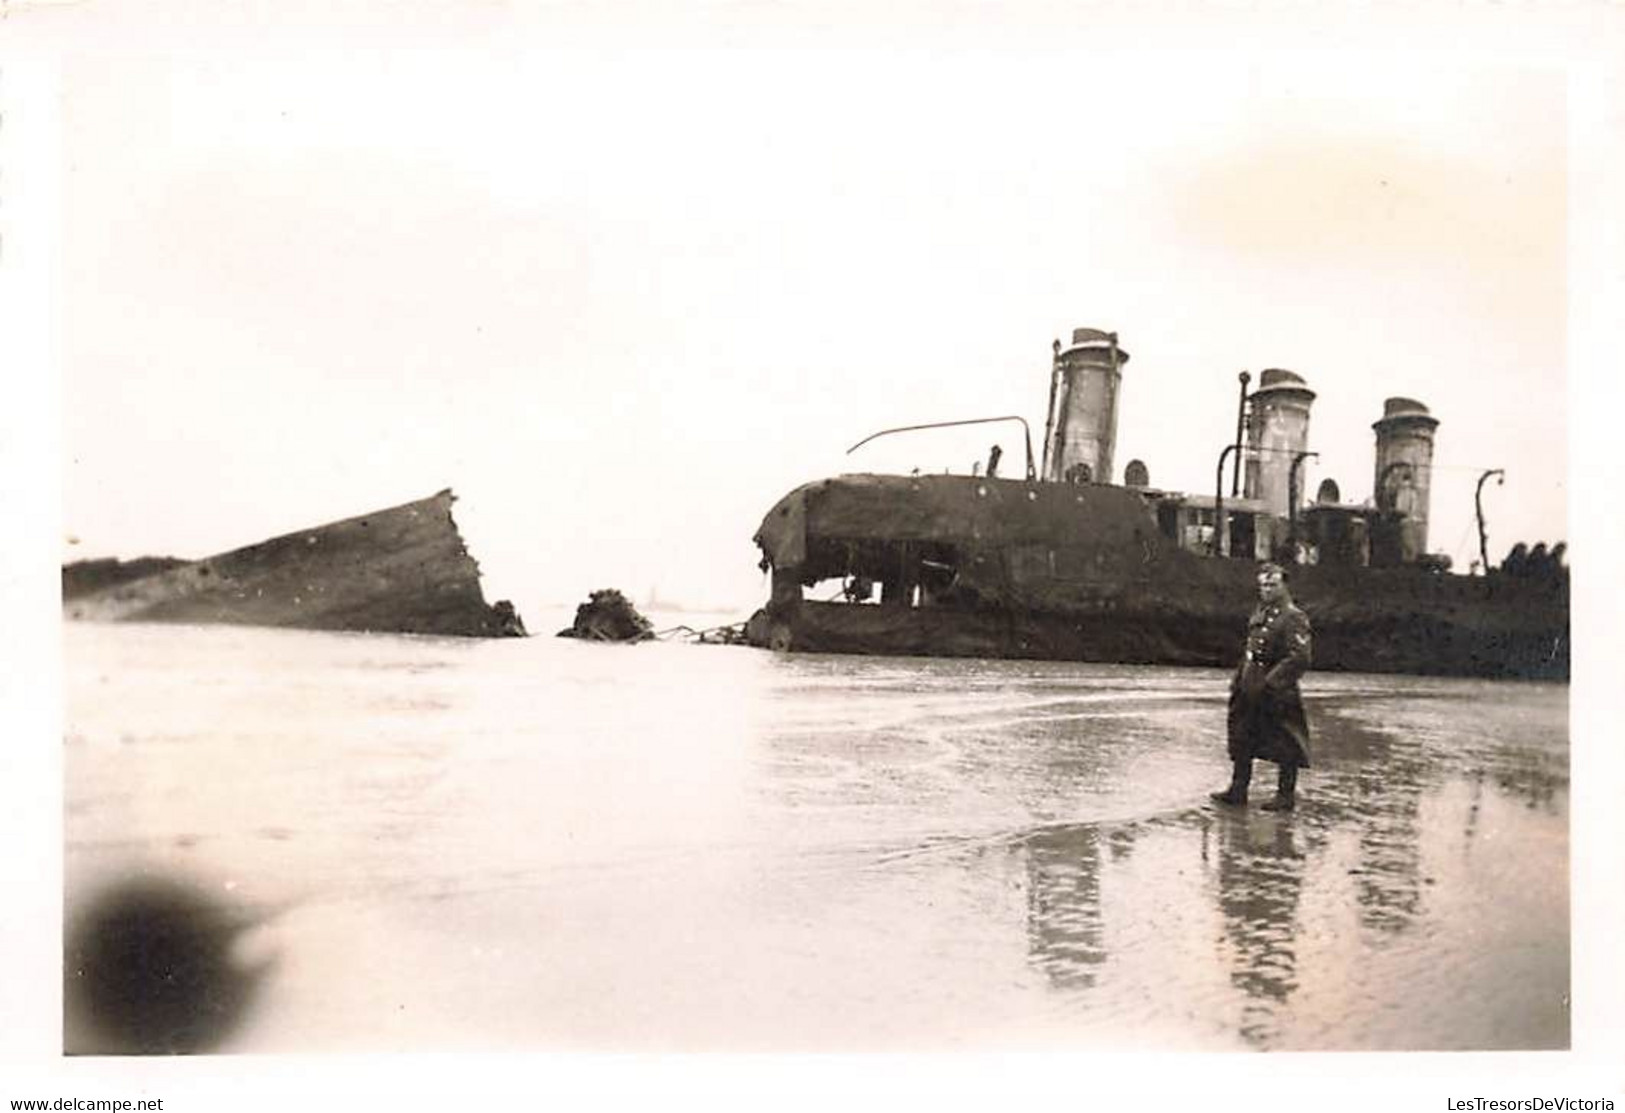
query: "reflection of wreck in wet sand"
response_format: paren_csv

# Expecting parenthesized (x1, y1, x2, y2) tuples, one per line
(748, 328, 1568, 678)
(1023, 825, 1109, 991)
(63, 490, 526, 638)
(1339, 721, 1429, 935)
(1212, 813, 1307, 1046)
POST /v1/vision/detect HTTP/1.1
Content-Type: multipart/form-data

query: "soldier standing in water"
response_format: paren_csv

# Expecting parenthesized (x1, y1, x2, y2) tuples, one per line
(1212, 562, 1313, 811)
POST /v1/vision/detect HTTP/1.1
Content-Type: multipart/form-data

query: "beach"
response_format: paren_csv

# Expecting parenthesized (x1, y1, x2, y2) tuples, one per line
(63, 617, 1568, 1052)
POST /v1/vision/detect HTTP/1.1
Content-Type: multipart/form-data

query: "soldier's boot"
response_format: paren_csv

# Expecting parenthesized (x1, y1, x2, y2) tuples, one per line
(1261, 764, 1298, 812)
(1210, 760, 1252, 806)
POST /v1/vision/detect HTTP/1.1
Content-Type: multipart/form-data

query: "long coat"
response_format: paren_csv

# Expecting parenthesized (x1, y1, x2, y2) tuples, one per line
(1226, 597, 1313, 768)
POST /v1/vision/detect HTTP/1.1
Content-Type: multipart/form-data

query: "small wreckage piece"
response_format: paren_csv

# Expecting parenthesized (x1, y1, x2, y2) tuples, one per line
(62, 489, 526, 638)
(556, 589, 655, 643)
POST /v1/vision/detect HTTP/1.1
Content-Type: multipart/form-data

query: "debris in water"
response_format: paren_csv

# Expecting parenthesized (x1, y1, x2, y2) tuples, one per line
(556, 588, 655, 642)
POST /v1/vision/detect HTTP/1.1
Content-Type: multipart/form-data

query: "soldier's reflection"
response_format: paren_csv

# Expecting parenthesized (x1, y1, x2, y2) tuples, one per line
(1214, 812, 1305, 1045)
(1023, 824, 1109, 991)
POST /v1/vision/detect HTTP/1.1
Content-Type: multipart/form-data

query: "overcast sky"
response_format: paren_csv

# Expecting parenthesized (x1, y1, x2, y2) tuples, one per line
(29, 3, 1596, 621)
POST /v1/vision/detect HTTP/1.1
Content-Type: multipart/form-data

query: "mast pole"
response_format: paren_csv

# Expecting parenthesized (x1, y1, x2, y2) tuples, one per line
(1476, 468, 1505, 573)
(1041, 338, 1062, 481)
(1232, 371, 1251, 497)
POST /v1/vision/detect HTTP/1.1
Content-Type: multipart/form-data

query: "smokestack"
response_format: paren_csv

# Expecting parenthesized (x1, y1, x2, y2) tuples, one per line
(1373, 397, 1440, 561)
(1243, 368, 1316, 517)
(1042, 328, 1130, 483)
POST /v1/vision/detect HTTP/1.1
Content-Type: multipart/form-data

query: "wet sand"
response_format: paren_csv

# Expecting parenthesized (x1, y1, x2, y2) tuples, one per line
(63, 623, 1568, 1051)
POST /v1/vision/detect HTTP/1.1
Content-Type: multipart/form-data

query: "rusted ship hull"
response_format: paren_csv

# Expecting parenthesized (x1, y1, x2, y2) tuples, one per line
(746, 474, 1568, 680)
(747, 599, 1240, 667)
(63, 490, 525, 638)
(747, 587, 1568, 679)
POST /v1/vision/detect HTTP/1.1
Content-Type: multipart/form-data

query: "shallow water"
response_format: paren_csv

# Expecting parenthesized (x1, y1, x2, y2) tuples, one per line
(63, 616, 1569, 1051)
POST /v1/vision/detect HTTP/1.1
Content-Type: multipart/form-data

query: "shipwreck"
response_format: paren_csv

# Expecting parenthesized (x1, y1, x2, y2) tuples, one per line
(63, 489, 526, 638)
(556, 589, 656, 642)
(746, 329, 1568, 679)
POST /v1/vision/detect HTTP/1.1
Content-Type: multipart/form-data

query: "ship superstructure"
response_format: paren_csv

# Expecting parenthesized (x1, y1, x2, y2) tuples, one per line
(747, 328, 1567, 678)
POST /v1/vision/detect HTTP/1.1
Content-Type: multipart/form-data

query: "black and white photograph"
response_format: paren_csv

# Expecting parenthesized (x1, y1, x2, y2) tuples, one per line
(2, 1, 1621, 1108)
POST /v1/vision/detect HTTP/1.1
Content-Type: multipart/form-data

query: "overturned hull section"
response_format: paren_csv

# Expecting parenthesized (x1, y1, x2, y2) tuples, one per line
(748, 474, 1568, 680)
(64, 490, 525, 638)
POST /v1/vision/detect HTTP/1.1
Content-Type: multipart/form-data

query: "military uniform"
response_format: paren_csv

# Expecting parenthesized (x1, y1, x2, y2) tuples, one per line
(1216, 594, 1313, 809)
